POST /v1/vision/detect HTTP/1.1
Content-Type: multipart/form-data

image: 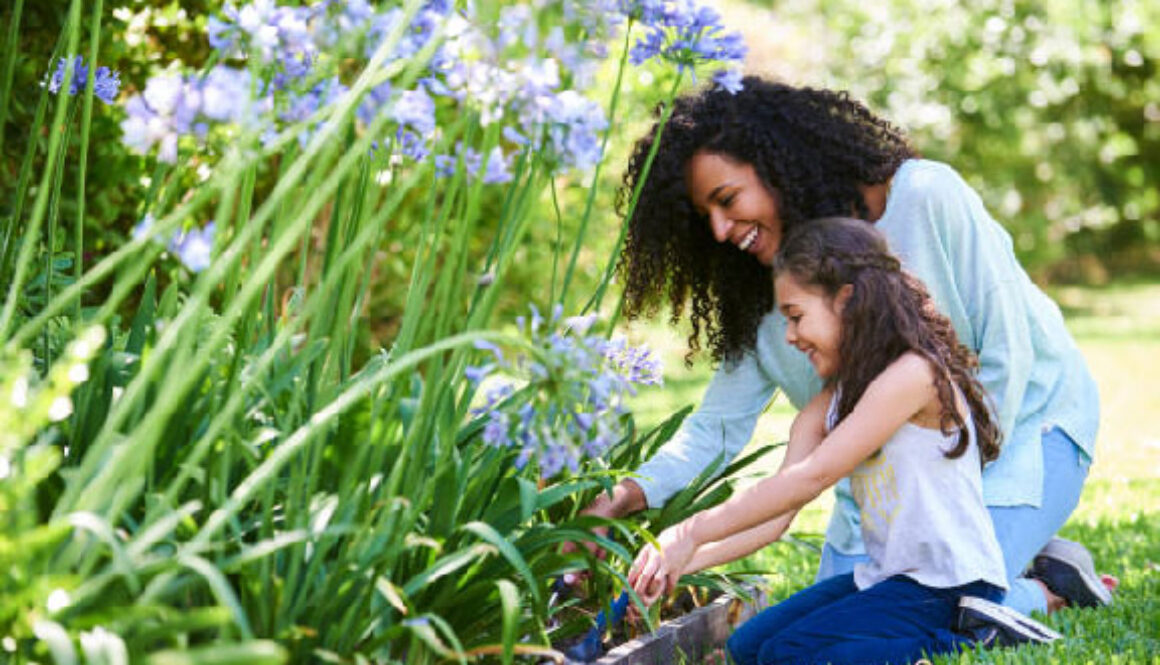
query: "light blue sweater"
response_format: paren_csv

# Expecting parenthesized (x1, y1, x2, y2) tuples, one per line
(635, 159, 1100, 554)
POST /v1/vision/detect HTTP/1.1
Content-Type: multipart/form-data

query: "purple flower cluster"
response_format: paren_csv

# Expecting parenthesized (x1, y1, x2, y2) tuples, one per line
(467, 306, 662, 480)
(47, 56, 121, 105)
(118, 0, 748, 172)
(624, 0, 747, 93)
(121, 69, 266, 163)
(133, 214, 216, 273)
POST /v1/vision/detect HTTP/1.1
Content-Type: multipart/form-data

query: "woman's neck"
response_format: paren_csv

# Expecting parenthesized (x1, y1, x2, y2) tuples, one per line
(859, 179, 894, 222)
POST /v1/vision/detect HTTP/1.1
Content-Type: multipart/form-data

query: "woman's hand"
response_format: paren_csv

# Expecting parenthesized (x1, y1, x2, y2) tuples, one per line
(628, 522, 696, 605)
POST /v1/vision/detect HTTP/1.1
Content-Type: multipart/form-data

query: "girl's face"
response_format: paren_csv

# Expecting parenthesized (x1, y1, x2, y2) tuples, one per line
(685, 151, 783, 267)
(774, 272, 851, 379)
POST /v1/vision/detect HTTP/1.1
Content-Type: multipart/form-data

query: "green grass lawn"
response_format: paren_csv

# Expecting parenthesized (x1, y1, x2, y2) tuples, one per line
(622, 280, 1160, 662)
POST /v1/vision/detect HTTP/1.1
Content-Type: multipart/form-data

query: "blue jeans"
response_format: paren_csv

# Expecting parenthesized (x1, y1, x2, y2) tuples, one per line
(818, 426, 1089, 615)
(728, 574, 1003, 665)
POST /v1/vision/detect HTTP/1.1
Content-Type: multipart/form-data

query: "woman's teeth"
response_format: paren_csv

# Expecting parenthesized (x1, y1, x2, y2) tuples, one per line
(738, 227, 758, 251)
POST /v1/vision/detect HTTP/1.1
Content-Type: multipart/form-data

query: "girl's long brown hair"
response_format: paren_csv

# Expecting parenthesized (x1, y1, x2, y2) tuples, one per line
(773, 217, 1001, 463)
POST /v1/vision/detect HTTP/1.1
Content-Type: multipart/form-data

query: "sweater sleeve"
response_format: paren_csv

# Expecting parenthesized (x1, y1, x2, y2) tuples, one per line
(635, 349, 778, 508)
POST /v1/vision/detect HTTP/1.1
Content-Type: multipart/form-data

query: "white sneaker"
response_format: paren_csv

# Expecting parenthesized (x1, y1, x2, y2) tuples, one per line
(956, 596, 1062, 647)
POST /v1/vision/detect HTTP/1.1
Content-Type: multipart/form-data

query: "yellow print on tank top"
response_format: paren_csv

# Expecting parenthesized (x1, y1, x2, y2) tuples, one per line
(851, 453, 900, 541)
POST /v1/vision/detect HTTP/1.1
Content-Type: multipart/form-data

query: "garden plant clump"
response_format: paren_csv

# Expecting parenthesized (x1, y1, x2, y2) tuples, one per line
(0, 0, 756, 662)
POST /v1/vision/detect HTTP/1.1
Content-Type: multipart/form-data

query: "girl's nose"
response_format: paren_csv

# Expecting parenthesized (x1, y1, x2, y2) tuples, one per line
(708, 210, 732, 243)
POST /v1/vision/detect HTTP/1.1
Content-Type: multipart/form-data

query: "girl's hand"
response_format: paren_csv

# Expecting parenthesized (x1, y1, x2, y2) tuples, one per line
(628, 523, 695, 605)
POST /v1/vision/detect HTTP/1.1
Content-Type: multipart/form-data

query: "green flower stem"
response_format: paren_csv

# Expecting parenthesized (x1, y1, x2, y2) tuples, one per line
(133, 330, 519, 605)
(44, 105, 75, 363)
(586, 71, 686, 314)
(0, 0, 24, 160)
(74, 0, 105, 318)
(559, 19, 635, 308)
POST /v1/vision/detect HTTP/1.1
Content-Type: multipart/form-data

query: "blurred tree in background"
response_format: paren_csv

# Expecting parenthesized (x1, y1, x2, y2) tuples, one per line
(738, 0, 1159, 282)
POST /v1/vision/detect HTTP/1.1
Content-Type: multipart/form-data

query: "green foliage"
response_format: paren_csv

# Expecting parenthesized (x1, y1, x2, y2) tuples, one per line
(0, 0, 759, 661)
(760, 0, 1160, 279)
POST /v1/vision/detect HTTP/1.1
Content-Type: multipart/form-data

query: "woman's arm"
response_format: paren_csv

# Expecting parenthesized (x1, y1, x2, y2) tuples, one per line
(630, 354, 937, 599)
(631, 348, 780, 509)
(566, 345, 780, 564)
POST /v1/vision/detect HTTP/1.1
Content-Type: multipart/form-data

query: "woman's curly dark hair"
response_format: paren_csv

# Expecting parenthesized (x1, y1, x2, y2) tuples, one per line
(616, 77, 916, 365)
(773, 218, 1001, 463)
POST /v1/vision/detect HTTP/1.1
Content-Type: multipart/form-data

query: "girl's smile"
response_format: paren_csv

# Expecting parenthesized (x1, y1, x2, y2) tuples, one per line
(774, 273, 851, 378)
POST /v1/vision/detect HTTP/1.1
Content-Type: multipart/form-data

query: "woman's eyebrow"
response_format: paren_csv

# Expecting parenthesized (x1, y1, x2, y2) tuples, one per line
(707, 182, 735, 202)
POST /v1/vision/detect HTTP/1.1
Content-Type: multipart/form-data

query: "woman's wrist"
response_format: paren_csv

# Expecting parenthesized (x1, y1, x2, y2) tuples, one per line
(583, 479, 647, 519)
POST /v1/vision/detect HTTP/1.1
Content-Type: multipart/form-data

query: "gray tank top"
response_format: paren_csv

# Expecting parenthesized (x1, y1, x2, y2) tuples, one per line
(828, 388, 1008, 590)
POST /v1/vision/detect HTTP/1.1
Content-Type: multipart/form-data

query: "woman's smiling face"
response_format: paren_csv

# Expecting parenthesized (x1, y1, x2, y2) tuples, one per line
(685, 151, 783, 267)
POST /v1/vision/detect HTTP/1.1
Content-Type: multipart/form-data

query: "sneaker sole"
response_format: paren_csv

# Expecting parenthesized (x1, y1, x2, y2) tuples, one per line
(959, 597, 1063, 643)
(1035, 539, 1114, 608)
(1034, 556, 1114, 608)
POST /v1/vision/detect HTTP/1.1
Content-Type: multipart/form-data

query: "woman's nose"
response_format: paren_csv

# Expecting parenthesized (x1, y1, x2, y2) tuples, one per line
(784, 323, 797, 345)
(708, 210, 732, 243)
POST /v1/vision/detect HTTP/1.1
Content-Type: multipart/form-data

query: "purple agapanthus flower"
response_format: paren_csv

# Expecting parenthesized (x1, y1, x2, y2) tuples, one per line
(169, 222, 216, 273)
(713, 68, 744, 95)
(48, 56, 120, 104)
(466, 305, 663, 480)
(433, 154, 457, 178)
(480, 146, 513, 185)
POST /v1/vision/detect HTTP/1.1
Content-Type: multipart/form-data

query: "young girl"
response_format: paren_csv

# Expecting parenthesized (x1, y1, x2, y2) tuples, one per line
(628, 218, 1058, 665)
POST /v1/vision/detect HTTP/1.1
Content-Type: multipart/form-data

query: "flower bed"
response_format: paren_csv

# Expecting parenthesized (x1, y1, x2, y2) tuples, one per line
(557, 586, 765, 664)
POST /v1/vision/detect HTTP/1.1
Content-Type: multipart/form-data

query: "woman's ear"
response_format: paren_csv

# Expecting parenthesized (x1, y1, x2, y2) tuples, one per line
(833, 283, 854, 312)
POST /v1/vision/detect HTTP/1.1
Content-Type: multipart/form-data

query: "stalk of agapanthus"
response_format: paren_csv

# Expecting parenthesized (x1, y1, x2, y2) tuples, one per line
(74, 0, 106, 318)
(40, 57, 121, 339)
(43, 103, 75, 365)
(585, 71, 685, 315)
(0, 0, 24, 160)
(70, 119, 366, 518)
(55, 109, 351, 514)
(0, 0, 82, 341)
(390, 116, 477, 358)
(582, 1, 747, 314)
(558, 19, 635, 308)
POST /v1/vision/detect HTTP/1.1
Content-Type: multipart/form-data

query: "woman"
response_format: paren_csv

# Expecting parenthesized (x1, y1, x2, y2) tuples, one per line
(582, 77, 1108, 618)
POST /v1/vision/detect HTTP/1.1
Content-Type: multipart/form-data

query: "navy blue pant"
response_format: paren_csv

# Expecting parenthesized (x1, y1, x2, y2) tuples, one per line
(727, 574, 1003, 665)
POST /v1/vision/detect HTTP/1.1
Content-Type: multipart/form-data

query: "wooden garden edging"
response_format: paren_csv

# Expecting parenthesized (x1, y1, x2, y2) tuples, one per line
(565, 589, 765, 665)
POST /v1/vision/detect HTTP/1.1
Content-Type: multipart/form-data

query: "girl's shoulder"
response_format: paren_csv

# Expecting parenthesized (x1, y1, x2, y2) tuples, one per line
(878, 351, 936, 387)
(880, 351, 968, 428)
(868, 352, 940, 416)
